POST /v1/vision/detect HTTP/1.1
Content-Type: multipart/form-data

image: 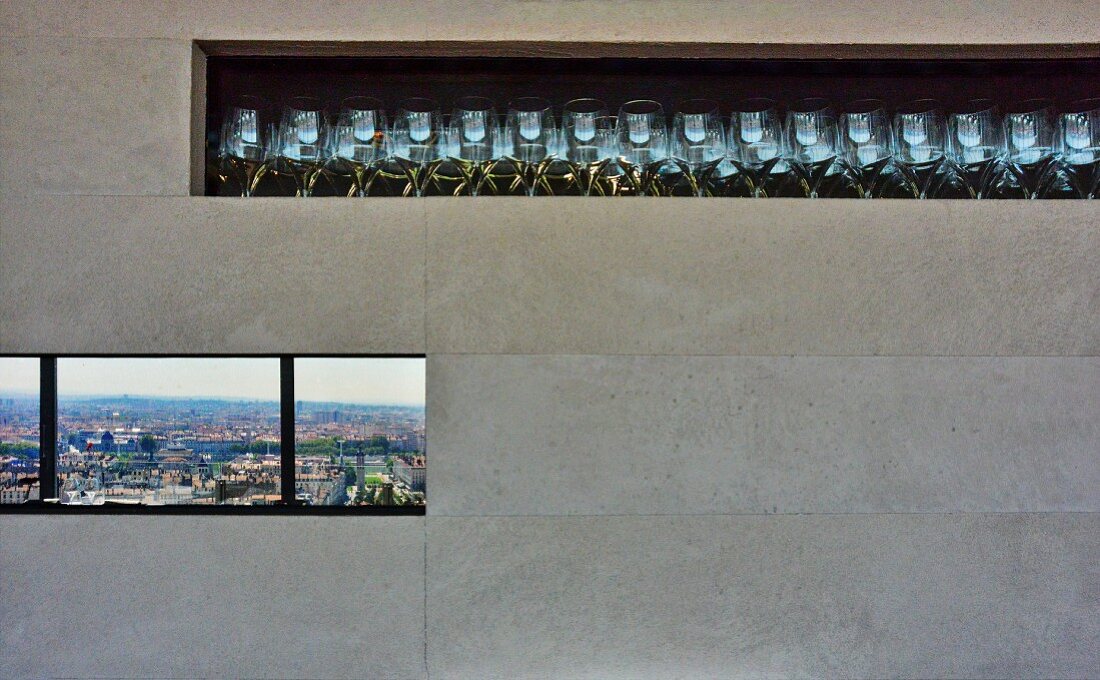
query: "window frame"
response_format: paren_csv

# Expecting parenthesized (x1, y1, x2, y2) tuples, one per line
(0, 353, 425, 515)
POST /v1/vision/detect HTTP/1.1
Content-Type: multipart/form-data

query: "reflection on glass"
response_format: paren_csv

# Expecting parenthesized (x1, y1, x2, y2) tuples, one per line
(786, 98, 859, 198)
(441, 96, 499, 196)
(562, 99, 617, 196)
(276, 97, 330, 197)
(728, 99, 787, 197)
(1057, 98, 1100, 199)
(218, 96, 273, 197)
(0, 358, 40, 504)
(328, 97, 388, 197)
(294, 358, 425, 507)
(616, 100, 672, 195)
(384, 98, 445, 197)
(500, 97, 557, 196)
(948, 100, 1007, 198)
(56, 358, 281, 506)
(840, 99, 903, 198)
(670, 99, 731, 197)
(892, 99, 949, 198)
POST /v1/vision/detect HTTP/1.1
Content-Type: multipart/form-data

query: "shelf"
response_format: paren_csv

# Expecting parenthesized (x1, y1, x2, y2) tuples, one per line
(198, 43, 1100, 196)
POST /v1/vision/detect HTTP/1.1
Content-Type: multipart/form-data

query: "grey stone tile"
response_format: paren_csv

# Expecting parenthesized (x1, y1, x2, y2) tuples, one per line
(0, 38, 192, 196)
(2, 0, 1096, 45)
(0, 515, 426, 680)
(0, 196, 426, 354)
(427, 354, 1100, 515)
(426, 199, 1100, 356)
(426, 513, 1100, 680)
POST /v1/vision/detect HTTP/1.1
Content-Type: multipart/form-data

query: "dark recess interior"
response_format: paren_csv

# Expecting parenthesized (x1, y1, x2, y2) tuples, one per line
(204, 55, 1100, 195)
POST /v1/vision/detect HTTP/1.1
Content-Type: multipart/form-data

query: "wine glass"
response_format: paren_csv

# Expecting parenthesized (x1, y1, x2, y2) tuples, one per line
(616, 100, 671, 196)
(670, 99, 727, 196)
(1056, 98, 1100, 199)
(329, 97, 388, 197)
(218, 95, 272, 197)
(892, 99, 947, 198)
(727, 99, 786, 198)
(562, 98, 611, 196)
(1000, 100, 1058, 199)
(502, 97, 557, 196)
(387, 98, 444, 197)
(446, 96, 499, 196)
(785, 98, 843, 198)
(840, 99, 896, 198)
(948, 100, 1006, 198)
(276, 97, 329, 197)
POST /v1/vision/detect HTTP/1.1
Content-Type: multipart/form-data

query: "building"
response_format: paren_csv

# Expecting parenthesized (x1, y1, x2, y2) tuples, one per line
(393, 456, 426, 492)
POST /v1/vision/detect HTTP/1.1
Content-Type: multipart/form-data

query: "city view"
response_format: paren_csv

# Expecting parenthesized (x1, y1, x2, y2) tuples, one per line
(0, 357, 425, 506)
(295, 358, 425, 507)
(0, 357, 40, 504)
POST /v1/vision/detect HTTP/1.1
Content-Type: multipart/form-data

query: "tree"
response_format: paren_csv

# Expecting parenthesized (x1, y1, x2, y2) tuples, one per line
(139, 434, 158, 456)
(368, 435, 390, 452)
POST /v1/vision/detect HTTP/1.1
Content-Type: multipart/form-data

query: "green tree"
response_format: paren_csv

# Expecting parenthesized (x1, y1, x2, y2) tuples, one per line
(139, 434, 158, 456)
(368, 435, 390, 452)
(0, 441, 39, 460)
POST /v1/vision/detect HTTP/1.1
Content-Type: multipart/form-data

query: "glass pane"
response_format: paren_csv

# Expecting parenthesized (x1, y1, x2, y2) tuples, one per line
(56, 358, 281, 506)
(1, 357, 40, 504)
(295, 358, 425, 507)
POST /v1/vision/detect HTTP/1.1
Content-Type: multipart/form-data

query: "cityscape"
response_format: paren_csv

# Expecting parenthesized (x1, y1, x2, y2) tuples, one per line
(0, 358, 425, 506)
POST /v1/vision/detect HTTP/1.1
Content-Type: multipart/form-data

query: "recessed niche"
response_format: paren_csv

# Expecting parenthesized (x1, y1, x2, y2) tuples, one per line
(196, 43, 1100, 197)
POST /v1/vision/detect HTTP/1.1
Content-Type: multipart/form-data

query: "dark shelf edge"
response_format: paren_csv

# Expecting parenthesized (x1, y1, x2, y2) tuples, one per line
(195, 40, 1100, 60)
(0, 501, 426, 516)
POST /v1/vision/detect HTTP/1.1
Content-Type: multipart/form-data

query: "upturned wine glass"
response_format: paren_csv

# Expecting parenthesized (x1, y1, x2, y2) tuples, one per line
(445, 96, 499, 196)
(502, 97, 557, 196)
(892, 99, 947, 198)
(948, 100, 1007, 198)
(562, 99, 611, 196)
(329, 97, 388, 197)
(1001, 100, 1058, 199)
(840, 99, 896, 198)
(670, 99, 727, 196)
(616, 100, 671, 196)
(276, 97, 329, 197)
(728, 99, 785, 197)
(1056, 98, 1100, 198)
(785, 98, 843, 198)
(218, 95, 272, 197)
(387, 98, 445, 197)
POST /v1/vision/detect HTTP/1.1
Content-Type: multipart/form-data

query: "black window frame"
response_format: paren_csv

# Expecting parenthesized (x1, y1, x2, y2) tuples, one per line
(0, 353, 425, 516)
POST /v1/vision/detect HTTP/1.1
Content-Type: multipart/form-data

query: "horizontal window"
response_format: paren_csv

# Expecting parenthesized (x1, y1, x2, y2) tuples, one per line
(0, 355, 424, 514)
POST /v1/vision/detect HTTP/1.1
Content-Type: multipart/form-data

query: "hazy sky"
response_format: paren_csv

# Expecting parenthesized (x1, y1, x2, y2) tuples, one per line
(0, 357, 40, 394)
(57, 358, 281, 399)
(295, 358, 424, 406)
(1, 357, 424, 404)
(35, 357, 425, 405)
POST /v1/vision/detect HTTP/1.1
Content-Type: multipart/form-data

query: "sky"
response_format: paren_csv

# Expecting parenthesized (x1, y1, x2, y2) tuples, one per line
(56, 358, 281, 400)
(0, 357, 40, 395)
(26, 357, 426, 405)
(295, 358, 424, 406)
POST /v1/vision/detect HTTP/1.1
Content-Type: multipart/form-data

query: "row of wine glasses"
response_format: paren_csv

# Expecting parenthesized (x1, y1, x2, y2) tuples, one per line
(215, 95, 1100, 198)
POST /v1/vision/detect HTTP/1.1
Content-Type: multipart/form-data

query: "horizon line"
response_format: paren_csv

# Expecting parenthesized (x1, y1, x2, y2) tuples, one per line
(45, 393, 425, 408)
